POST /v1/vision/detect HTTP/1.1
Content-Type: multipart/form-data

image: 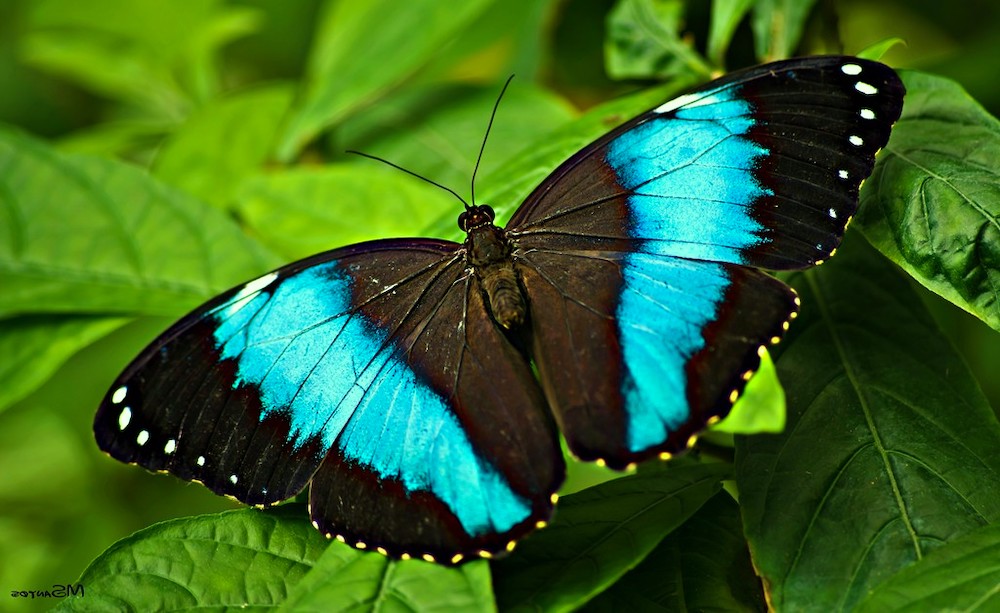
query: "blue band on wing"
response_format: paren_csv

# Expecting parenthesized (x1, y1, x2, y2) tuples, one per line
(209, 264, 531, 536)
(605, 89, 771, 264)
(617, 254, 730, 452)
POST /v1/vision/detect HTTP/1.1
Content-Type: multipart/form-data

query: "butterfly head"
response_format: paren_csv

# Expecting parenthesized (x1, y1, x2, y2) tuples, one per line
(458, 204, 496, 233)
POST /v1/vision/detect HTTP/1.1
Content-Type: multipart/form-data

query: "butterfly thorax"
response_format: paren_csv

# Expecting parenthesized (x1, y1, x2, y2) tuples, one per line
(460, 204, 526, 330)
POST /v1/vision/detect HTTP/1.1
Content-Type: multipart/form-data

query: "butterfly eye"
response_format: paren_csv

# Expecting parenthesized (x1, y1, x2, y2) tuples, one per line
(480, 205, 495, 221)
(458, 211, 469, 232)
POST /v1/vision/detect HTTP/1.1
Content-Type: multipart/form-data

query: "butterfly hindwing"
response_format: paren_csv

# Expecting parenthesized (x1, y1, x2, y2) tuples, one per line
(509, 56, 903, 466)
(95, 239, 563, 562)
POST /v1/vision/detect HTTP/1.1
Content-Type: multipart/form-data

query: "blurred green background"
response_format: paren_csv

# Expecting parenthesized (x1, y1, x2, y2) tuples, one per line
(1, 0, 998, 606)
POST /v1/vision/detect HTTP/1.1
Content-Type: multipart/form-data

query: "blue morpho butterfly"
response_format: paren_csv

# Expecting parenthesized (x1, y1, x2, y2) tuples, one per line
(95, 56, 904, 565)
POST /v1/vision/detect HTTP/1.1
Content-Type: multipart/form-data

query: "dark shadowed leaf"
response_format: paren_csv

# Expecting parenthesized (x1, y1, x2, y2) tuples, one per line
(0, 127, 278, 318)
(751, 0, 819, 61)
(856, 70, 1000, 333)
(493, 461, 731, 612)
(737, 235, 1000, 612)
(708, 0, 754, 67)
(856, 522, 1000, 612)
(584, 492, 766, 612)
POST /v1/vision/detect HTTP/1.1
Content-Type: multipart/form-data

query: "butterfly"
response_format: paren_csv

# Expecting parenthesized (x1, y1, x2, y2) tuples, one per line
(95, 56, 904, 565)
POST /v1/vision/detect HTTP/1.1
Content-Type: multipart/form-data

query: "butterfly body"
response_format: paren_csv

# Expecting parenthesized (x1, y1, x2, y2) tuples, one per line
(95, 56, 904, 563)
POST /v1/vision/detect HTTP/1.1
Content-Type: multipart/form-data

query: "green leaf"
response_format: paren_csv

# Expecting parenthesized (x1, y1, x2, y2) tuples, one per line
(0, 127, 278, 318)
(856, 522, 1000, 612)
(751, 0, 819, 61)
(56, 505, 329, 611)
(605, 0, 712, 81)
(280, 544, 496, 612)
(0, 315, 129, 412)
(856, 37, 907, 61)
(712, 349, 786, 434)
(153, 84, 295, 209)
(856, 70, 1000, 333)
(708, 0, 755, 67)
(584, 492, 766, 611)
(492, 461, 731, 612)
(276, 0, 495, 161)
(339, 83, 576, 204)
(20, 0, 259, 117)
(233, 165, 455, 261)
(736, 236, 1000, 612)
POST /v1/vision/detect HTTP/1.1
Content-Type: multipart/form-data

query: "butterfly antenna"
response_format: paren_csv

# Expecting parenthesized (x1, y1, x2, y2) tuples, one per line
(470, 74, 515, 208)
(346, 150, 468, 207)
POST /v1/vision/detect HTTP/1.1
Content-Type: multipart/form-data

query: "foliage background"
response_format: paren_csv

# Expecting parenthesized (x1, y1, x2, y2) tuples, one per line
(0, 0, 998, 611)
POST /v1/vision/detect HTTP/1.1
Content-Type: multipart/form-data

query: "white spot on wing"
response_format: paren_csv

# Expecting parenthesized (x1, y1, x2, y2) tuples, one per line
(860, 108, 876, 120)
(838, 169, 850, 179)
(855, 81, 878, 95)
(137, 430, 149, 446)
(239, 272, 278, 298)
(655, 92, 716, 114)
(118, 407, 132, 430)
(829, 208, 838, 219)
(849, 135, 864, 147)
(230, 474, 238, 485)
(111, 386, 127, 404)
(197, 456, 206, 466)
(841, 63, 862, 75)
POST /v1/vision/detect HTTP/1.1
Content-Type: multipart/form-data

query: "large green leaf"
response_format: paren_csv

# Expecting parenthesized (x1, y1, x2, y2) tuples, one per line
(736, 236, 1000, 612)
(0, 127, 278, 318)
(279, 545, 495, 612)
(20, 0, 259, 116)
(493, 461, 731, 612)
(584, 492, 766, 611)
(856, 70, 1000, 333)
(856, 522, 1000, 612)
(56, 505, 328, 611)
(233, 165, 455, 261)
(0, 315, 128, 412)
(153, 84, 295, 209)
(605, 0, 712, 81)
(276, 0, 495, 161)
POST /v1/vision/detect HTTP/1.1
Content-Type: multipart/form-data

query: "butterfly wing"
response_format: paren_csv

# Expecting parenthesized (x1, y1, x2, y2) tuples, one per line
(509, 56, 904, 467)
(95, 239, 562, 562)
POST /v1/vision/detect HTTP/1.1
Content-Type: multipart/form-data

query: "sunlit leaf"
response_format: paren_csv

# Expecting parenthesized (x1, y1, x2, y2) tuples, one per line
(605, 0, 711, 81)
(856, 70, 1000, 332)
(708, 0, 754, 67)
(276, 0, 495, 161)
(0, 127, 278, 318)
(56, 506, 328, 611)
(281, 544, 496, 612)
(0, 315, 129, 412)
(153, 84, 294, 208)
